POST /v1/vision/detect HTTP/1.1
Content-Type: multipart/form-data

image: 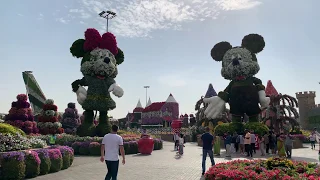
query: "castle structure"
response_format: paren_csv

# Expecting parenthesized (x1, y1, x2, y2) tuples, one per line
(120, 94, 180, 128)
(295, 91, 319, 130)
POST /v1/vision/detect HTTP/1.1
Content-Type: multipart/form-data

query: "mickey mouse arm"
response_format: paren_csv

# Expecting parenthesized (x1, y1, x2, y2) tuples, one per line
(252, 77, 265, 91)
(71, 77, 87, 92)
(217, 81, 233, 103)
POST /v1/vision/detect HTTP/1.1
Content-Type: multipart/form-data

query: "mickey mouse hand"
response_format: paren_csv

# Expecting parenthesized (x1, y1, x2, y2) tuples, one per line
(76, 86, 87, 105)
(108, 83, 124, 98)
(258, 90, 270, 108)
(203, 96, 226, 119)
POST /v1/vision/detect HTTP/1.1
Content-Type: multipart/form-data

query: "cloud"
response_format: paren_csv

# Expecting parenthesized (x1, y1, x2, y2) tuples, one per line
(38, 13, 44, 20)
(56, 17, 68, 24)
(17, 13, 23, 16)
(62, 0, 261, 37)
(157, 74, 187, 87)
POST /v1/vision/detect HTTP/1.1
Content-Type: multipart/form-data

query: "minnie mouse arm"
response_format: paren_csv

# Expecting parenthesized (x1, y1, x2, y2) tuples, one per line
(71, 77, 88, 92)
(252, 77, 265, 91)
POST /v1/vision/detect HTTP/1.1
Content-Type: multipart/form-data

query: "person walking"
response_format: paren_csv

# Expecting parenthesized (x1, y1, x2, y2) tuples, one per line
(310, 132, 316, 150)
(173, 132, 179, 151)
(213, 135, 221, 156)
(49, 134, 56, 146)
(244, 130, 252, 157)
(285, 133, 293, 158)
(100, 125, 125, 180)
(238, 133, 245, 155)
(234, 132, 239, 153)
(258, 135, 265, 156)
(178, 133, 185, 155)
(250, 130, 256, 154)
(224, 132, 232, 157)
(201, 127, 215, 175)
(263, 132, 269, 154)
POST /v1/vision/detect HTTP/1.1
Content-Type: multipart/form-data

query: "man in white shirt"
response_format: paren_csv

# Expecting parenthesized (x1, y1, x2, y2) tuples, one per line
(100, 125, 125, 180)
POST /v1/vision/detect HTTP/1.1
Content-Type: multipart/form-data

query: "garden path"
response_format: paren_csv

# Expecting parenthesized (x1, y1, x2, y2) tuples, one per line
(32, 142, 319, 180)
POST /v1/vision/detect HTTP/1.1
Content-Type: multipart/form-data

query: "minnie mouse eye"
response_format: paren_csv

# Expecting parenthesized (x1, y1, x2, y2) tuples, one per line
(104, 57, 110, 64)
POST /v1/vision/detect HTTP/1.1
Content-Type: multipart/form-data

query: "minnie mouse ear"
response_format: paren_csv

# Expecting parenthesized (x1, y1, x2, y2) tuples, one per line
(241, 34, 265, 54)
(115, 48, 124, 65)
(70, 39, 86, 58)
(210, 41, 232, 61)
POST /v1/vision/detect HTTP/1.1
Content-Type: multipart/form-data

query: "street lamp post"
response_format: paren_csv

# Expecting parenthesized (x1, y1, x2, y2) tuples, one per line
(143, 86, 150, 107)
(99, 10, 116, 32)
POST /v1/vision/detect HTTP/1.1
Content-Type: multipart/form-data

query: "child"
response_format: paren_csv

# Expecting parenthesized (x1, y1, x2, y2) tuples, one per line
(49, 134, 56, 146)
(178, 133, 185, 155)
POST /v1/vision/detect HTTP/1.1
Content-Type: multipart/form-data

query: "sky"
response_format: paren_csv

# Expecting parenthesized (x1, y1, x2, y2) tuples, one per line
(0, 0, 319, 119)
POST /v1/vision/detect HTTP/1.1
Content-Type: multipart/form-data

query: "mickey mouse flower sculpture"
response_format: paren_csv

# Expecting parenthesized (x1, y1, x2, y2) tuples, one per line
(70, 28, 124, 136)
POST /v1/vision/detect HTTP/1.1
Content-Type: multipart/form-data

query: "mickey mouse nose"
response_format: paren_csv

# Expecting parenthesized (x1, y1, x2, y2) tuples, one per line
(104, 57, 110, 64)
(232, 58, 240, 66)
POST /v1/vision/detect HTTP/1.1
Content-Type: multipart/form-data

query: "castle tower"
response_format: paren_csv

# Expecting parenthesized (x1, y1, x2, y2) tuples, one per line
(205, 84, 217, 98)
(146, 97, 152, 107)
(296, 91, 316, 129)
(165, 93, 179, 119)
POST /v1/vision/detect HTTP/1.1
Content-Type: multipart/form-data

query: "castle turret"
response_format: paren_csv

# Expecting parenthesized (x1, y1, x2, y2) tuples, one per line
(133, 99, 144, 112)
(265, 80, 278, 96)
(205, 84, 217, 98)
(166, 93, 177, 103)
(146, 97, 152, 107)
(296, 91, 316, 129)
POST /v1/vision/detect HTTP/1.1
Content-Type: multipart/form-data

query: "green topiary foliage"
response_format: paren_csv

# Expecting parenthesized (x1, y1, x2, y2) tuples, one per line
(70, 39, 86, 58)
(61, 153, 71, 170)
(0, 123, 26, 136)
(89, 142, 101, 156)
(244, 122, 269, 136)
(50, 158, 62, 173)
(76, 123, 96, 137)
(24, 151, 40, 178)
(115, 48, 124, 65)
(95, 121, 111, 137)
(214, 123, 230, 136)
(0, 152, 26, 180)
(229, 122, 245, 134)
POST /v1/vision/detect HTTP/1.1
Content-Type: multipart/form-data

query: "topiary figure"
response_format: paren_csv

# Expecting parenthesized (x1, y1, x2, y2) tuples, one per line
(4, 94, 38, 134)
(24, 150, 40, 178)
(61, 103, 81, 135)
(37, 99, 64, 135)
(204, 34, 270, 124)
(70, 28, 124, 137)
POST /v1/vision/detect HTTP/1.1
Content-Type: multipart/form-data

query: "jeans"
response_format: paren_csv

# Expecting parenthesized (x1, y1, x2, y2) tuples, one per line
(285, 145, 292, 157)
(179, 145, 184, 154)
(251, 143, 256, 153)
(245, 144, 252, 157)
(266, 143, 269, 153)
(202, 149, 215, 173)
(105, 160, 119, 180)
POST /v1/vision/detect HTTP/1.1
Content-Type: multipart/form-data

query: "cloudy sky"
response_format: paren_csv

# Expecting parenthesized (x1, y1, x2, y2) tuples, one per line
(0, 0, 319, 118)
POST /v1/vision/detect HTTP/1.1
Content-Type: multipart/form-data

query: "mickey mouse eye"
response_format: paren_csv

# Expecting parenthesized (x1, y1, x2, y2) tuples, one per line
(104, 57, 110, 64)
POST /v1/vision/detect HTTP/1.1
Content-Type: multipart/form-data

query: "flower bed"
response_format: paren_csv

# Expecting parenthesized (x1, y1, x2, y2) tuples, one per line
(0, 133, 47, 152)
(0, 146, 74, 180)
(205, 157, 320, 180)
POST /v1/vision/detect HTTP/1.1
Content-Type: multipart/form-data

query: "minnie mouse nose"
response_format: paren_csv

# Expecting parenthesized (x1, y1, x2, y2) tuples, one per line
(232, 58, 240, 66)
(104, 57, 110, 64)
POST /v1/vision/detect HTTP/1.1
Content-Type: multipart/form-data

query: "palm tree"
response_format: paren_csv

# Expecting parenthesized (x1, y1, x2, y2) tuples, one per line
(261, 93, 299, 134)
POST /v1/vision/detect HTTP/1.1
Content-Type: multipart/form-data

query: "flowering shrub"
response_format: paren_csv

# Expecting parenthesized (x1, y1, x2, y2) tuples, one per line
(52, 146, 74, 169)
(24, 150, 40, 178)
(34, 148, 51, 175)
(48, 149, 63, 173)
(89, 142, 101, 156)
(61, 103, 80, 135)
(205, 158, 319, 179)
(0, 151, 26, 180)
(0, 133, 47, 152)
(0, 122, 26, 136)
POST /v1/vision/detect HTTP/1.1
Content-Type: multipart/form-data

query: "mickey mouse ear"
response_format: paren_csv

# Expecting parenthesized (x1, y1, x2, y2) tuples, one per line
(241, 34, 265, 54)
(210, 42, 232, 61)
(70, 39, 86, 58)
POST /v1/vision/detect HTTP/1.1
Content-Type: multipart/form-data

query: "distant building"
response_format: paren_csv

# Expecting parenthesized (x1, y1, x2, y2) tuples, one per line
(296, 91, 320, 130)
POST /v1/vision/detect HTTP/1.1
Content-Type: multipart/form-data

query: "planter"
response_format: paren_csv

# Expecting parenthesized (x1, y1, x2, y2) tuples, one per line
(292, 138, 303, 149)
(138, 137, 154, 155)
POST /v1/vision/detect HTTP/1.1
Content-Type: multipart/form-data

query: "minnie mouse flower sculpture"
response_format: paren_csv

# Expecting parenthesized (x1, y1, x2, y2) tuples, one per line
(70, 28, 124, 136)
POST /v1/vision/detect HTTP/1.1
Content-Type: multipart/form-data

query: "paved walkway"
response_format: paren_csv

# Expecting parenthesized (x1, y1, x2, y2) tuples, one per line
(33, 142, 319, 180)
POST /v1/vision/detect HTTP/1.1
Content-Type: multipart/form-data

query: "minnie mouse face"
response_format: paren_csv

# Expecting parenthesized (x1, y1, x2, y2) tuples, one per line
(70, 28, 124, 79)
(210, 34, 265, 81)
(81, 48, 118, 79)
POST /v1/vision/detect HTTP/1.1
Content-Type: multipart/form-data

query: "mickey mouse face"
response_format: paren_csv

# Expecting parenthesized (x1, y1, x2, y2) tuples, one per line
(81, 48, 118, 79)
(210, 34, 265, 80)
(221, 47, 260, 80)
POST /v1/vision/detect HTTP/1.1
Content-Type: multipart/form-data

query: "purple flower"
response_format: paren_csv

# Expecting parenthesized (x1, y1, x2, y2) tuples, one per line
(89, 142, 101, 148)
(1, 151, 25, 162)
(57, 146, 74, 155)
(79, 141, 91, 148)
(34, 149, 50, 159)
(25, 150, 41, 165)
(48, 149, 62, 159)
